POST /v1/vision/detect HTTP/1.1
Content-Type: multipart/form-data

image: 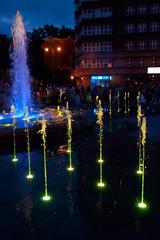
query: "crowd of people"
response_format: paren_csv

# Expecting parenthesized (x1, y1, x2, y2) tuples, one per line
(1, 80, 160, 115)
(32, 81, 160, 116)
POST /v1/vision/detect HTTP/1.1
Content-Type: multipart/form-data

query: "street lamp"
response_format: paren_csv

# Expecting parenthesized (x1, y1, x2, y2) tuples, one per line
(45, 47, 49, 52)
(57, 46, 62, 52)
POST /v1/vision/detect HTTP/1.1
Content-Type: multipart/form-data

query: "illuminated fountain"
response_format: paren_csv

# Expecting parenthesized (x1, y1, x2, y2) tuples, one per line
(38, 115, 51, 201)
(57, 105, 63, 118)
(124, 92, 127, 116)
(127, 92, 130, 114)
(138, 116, 147, 209)
(117, 91, 120, 116)
(10, 11, 31, 115)
(12, 113, 18, 162)
(109, 90, 112, 119)
(24, 106, 34, 180)
(66, 102, 74, 172)
(96, 100, 105, 188)
(137, 104, 143, 175)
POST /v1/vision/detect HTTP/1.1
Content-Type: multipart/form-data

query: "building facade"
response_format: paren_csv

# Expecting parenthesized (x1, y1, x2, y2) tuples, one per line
(74, 0, 160, 88)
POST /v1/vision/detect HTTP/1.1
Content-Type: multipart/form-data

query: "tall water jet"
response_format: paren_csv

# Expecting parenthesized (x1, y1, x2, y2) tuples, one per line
(25, 106, 34, 180)
(38, 115, 51, 201)
(96, 100, 105, 188)
(10, 11, 31, 115)
(66, 102, 74, 172)
(109, 90, 112, 119)
(138, 116, 147, 209)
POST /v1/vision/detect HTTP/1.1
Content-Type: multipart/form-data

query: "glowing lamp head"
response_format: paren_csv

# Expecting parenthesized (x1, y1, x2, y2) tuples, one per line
(45, 48, 49, 52)
(70, 76, 74, 80)
(57, 46, 62, 52)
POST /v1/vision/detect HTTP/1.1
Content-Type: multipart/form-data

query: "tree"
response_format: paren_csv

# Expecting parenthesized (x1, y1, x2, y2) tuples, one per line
(0, 34, 10, 71)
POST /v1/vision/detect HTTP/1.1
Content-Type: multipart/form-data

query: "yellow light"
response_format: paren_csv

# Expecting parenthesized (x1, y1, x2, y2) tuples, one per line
(42, 195, 51, 201)
(70, 76, 74, 80)
(138, 202, 147, 209)
(45, 48, 49, 52)
(98, 159, 104, 163)
(26, 174, 34, 179)
(66, 103, 74, 172)
(12, 158, 18, 162)
(67, 167, 74, 172)
(57, 46, 62, 52)
(137, 170, 143, 175)
(97, 182, 105, 188)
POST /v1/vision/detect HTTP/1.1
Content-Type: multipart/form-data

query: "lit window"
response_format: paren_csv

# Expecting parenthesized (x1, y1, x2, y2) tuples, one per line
(126, 6, 135, 16)
(137, 23, 147, 32)
(149, 40, 159, 49)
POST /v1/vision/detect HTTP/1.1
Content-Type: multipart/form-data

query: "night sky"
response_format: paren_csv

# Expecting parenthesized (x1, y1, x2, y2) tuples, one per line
(0, 0, 74, 35)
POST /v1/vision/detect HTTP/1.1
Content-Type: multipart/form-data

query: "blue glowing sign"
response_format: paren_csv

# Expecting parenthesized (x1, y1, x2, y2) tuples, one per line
(91, 75, 110, 81)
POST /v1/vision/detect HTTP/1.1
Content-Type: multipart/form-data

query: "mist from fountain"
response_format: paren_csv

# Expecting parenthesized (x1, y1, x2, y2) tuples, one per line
(10, 11, 31, 115)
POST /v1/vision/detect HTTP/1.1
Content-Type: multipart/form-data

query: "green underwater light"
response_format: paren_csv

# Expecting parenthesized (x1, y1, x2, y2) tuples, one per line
(26, 174, 34, 179)
(138, 202, 147, 209)
(42, 194, 51, 202)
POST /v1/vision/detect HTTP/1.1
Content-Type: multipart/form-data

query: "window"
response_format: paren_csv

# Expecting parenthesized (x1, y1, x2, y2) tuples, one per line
(150, 22, 159, 32)
(83, 25, 112, 36)
(137, 58, 144, 67)
(150, 4, 160, 14)
(125, 24, 135, 33)
(137, 5, 147, 15)
(150, 57, 157, 66)
(137, 23, 147, 32)
(125, 41, 134, 50)
(149, 40, 159, 49)
(99, 8, 112, 17)
(82, 59, 112, 69)
(83, 42, 112, 52)
(103, 25, 112, 35)
(103, 42, 112, 52)
(137, 41, 147, 50)
(127, 58, 133, 67)
(126, 6, 135, 16)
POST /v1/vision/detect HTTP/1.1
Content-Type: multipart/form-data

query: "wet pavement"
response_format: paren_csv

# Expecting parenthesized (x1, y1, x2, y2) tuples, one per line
(0, 115, 160, 240)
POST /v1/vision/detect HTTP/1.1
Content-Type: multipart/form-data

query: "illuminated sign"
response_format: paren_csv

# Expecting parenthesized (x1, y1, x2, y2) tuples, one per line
(147, 67, 160, 74)
(91, 75, 110, 80)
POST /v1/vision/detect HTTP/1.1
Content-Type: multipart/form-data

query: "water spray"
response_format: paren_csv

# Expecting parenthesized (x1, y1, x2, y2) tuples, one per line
(38, 114, 51, 201)
(25, 106, 34, 180)
(96, 100, 105, 188)
(138, 116, 147, 209)
(66, 102, 74, 172)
